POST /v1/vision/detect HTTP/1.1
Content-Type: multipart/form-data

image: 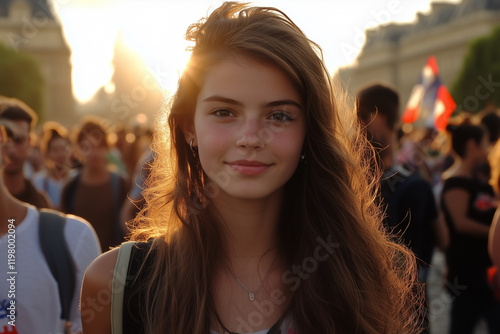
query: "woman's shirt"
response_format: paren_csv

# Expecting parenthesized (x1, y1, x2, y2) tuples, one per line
(122, 242, 298, 334)
(440, 176, 496, 291)
(209, 313, 296, 334)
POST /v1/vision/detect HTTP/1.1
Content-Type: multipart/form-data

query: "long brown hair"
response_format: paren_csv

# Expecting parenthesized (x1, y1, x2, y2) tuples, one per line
(130, 2, 421, 333)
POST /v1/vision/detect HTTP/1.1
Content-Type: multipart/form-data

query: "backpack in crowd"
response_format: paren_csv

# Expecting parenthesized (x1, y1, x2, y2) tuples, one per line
(38, 209, 76, 327)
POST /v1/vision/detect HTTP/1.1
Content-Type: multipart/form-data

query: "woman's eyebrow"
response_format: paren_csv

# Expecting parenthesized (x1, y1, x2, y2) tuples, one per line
(203, 95, 302, 109)
(202, 95, 243, 106)
(265, 100, 302, 109)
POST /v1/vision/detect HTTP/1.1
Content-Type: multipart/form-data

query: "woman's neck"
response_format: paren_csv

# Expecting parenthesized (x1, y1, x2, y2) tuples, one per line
(445, 157, 476, 178)
(209, 192, 289, 333)
(211, 191, 282, 260)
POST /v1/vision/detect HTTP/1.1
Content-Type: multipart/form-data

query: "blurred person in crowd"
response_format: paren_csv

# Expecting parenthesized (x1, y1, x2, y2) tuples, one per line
(488, 136, 500, 199)
(487, 138, 500, 302)
(0, 97, 50, 208)
(441, 118, 500, 333)
(119, 129, 154, 227)
(107, 123, 129, 179)
(357, 83, 445, 333)
(82, 3, 422, 334)
(490, 206, 500, 303)
(24, 130, 44, 179)
(61, 116, 127, 251)
(397, 127, 440, 185)
(123, 125, 150, 182)
(480, 111, 500, 147)
(0, 117, 101, 334)
(474, 111, 500, 183)
(32, 121, 74, 210)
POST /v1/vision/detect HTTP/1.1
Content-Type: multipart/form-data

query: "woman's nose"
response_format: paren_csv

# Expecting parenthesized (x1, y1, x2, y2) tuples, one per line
(235, 118, 265, 151)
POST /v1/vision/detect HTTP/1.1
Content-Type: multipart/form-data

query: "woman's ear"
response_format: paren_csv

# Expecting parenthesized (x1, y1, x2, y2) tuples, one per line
(179, 119, 196, 146)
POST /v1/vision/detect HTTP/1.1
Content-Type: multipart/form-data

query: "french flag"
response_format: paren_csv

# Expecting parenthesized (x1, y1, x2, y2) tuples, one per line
(402, 56, 456, 131)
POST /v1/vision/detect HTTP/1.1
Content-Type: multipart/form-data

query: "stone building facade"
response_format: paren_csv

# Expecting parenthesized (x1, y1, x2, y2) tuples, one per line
(0, 0, 74, 124)
(337, 0, 500, 111)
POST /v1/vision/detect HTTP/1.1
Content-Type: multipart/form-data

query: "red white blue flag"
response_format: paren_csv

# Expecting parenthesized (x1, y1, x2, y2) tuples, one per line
(402, 56, 456, 131)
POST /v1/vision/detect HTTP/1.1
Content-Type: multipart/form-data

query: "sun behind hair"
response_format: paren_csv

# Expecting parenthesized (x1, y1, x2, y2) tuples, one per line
(128, 2, 420, 333)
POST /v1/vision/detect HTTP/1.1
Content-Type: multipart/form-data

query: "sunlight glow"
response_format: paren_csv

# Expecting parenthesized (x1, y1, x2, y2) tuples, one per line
(136, 113, 148, 124)
(57, 5, 119, 102)
(54, 0, 461, 103)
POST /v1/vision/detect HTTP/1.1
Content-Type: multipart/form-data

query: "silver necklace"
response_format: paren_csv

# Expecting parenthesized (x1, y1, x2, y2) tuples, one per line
(228, 254, 278, 302)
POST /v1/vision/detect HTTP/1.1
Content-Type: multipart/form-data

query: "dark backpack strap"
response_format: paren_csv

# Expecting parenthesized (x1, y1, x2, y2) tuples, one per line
(38, 209, 76, 321)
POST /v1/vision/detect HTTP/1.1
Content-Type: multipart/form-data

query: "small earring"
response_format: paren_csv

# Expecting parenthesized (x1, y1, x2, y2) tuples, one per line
(189, 139, 198, 154)
(300, 154, 306, 164)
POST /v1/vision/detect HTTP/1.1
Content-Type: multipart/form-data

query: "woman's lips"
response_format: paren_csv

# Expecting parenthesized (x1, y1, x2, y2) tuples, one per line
(226, 160, 272, 175)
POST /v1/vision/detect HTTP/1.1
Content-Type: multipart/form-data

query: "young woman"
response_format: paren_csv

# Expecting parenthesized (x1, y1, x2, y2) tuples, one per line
(441, 119, 500, 334)
(487, 137, 500, 303)
(82, 3, 420, 333)
(32, 121, 73, 210)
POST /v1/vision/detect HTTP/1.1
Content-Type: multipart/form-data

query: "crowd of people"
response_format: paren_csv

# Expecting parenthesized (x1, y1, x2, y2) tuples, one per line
(357, 84, 500, 333)
(0, 97, 152, 333)
(0, 2, 499, 334)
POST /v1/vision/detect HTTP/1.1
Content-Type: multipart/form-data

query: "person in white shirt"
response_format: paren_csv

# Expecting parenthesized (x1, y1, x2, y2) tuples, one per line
(0, 103, 101, 334)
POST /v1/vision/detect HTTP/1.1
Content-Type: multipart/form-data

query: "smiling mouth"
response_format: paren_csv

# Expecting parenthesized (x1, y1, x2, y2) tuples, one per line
(226, 160, 272, 175)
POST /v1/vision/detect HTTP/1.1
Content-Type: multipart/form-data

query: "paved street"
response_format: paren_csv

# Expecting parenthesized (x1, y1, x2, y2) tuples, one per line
(427, 251, 488, 334)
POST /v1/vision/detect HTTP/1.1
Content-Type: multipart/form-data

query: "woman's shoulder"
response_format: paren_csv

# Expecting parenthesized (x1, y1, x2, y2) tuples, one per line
(82, 241, 154, 333)
(84, 247, 120, 284)
(83, 241, 156, 288)
(83, 240, 149, 284)
(81, 247, 120, 334)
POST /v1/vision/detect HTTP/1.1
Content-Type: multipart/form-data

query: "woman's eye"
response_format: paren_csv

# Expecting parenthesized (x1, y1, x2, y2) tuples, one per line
(269, 112, 292, 122)
(212, 109, 234, 117)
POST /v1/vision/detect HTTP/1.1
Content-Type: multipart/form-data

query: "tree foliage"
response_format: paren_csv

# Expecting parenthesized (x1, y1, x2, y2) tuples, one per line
(0, 43, 45, 119)
(451, 25, 500, 113)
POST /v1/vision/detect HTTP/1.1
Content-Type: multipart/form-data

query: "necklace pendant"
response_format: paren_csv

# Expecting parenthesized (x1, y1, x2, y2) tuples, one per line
(249, 292, 255, 301)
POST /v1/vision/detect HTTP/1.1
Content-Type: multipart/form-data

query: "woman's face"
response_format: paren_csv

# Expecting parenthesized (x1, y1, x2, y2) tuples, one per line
(77, 134, 108, 170)
(466, 134, 489, 164)
(48, 137, 70, 166)
(191, 55, 306, 201)
(476, 134, 490, 163)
